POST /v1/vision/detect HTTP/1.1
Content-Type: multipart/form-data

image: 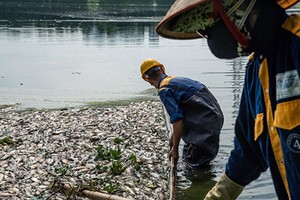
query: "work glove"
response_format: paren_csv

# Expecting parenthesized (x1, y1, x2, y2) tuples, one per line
(204, 172, 244, 200)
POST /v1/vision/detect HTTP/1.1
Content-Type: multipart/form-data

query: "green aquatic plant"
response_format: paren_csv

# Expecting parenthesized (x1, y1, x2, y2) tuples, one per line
(95, 144, 109, 160)
(0, 137, 22, 145)
(0, 137, 14, 145)
(103, 181, 120, 194)
(95, 164, 109, 173)
(109, 149, 122, 160)
(95, 143, 122, 161)
(48, 137, 143, 198)
(110, 160, 125, 175)
(129, 154, 141, 171)
(95, 138, 139, 175)
(95, 138, 123, 161)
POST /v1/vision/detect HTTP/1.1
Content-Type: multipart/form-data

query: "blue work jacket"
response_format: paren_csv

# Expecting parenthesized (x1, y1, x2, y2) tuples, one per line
(225, 15, 300, 200)
(158, 75, 224, 165)
(157, 75, 205, 123)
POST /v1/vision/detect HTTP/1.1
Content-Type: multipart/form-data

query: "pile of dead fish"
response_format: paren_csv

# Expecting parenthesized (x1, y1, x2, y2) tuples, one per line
(0, 101, 170, 200)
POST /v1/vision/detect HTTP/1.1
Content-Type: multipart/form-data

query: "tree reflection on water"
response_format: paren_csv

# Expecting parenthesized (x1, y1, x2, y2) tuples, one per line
(0, 0, 173, 20)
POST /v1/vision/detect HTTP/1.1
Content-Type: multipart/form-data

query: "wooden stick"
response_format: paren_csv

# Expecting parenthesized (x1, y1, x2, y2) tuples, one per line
(163, 107, 177, 200)
(53, 183, 128, 200)
(169, 157, 176, 200)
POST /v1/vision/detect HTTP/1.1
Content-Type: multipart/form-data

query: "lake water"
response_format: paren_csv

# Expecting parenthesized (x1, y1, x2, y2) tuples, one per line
(0, 3, 276, 199)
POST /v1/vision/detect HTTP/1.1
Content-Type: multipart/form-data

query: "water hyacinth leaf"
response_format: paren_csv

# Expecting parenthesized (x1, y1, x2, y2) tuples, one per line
(0, 137, 14, 145)
(134, 163, 141, 171)
(109, 149, 121, 160)
(113, 138, 122, 145)
(96, 144, 110, 160)
(95, 164, 109, 173)
(111, 160, 122, 173)
(110, 160, 125, 175)
(129, 154, 137, 163)
(104, 182, 120, 194)
(0, 137, 21, 145)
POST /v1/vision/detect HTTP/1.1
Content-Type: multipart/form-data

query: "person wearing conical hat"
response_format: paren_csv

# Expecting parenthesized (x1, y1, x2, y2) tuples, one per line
(156, 0, 300, 199)
(140, 58, 224, 168)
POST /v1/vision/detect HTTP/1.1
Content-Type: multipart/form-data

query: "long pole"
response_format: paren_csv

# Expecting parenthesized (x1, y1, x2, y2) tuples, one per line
(169, 157, 176, 200)
(52, 183, 128, 200)
(163, 106, 177, 200)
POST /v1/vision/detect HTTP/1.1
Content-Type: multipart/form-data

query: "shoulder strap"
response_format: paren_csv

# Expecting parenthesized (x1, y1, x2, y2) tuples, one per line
(282, 14, 300, 36)
(158, 76, 175, 92)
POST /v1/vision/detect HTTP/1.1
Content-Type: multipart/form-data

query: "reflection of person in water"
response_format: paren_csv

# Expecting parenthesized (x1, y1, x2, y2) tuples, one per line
(156, 0, 300, 199)
(140, 58, 224, 169)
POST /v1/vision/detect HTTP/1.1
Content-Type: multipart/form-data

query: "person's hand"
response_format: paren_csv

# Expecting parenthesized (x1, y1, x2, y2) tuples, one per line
(169, 145, 179, 168)
(169, 120, 183, 168)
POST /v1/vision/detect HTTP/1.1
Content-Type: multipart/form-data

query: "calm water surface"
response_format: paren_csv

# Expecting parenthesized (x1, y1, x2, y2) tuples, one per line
(0, 6, 276, 200)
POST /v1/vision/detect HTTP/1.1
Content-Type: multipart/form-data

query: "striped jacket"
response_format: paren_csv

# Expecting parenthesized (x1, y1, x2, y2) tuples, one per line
(225, 14, 300, 200)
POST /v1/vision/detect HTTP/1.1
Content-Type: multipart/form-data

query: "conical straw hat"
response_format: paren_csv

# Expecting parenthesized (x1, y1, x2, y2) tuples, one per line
(156, 0, 208, 39)
(277, 0, 299, 9)
(156, 0, 299, 39)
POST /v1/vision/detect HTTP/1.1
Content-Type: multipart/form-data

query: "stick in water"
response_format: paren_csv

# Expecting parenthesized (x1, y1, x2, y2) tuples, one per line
(169, 157, 176, 200)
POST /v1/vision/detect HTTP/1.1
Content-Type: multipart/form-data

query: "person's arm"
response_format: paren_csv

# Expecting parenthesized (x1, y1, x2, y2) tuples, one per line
(158, 86, 184, 168)
(169, 119, 184, 168)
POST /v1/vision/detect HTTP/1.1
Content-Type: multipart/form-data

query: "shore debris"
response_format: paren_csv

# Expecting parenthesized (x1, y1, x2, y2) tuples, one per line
(0, 101, 170, 199)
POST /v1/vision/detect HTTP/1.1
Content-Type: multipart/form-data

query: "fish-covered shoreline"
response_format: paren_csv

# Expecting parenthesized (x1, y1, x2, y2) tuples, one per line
(0, 101, 171, 200)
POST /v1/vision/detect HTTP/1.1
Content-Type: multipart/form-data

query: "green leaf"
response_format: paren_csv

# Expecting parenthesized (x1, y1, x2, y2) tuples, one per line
(113, 138, 122, 145)
(110, 161, 123, 175)
(95, 164, 109, 173)
(0, 137, 14, 145)
(129, 154, 137, 163)
(109, 149, 121, 160)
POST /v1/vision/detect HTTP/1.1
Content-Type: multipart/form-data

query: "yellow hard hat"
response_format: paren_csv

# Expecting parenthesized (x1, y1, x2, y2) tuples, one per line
(140, 58, 165, 80)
